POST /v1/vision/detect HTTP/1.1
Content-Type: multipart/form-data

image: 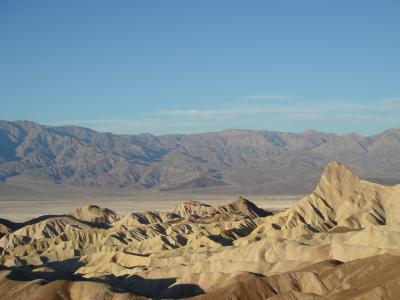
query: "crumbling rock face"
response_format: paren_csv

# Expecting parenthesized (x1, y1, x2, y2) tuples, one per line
(0, 162, 400, 299)
(69, 205, 121, 224)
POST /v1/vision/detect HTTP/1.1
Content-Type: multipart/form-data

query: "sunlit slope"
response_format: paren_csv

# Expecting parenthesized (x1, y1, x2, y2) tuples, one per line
(1, 120, 400, 194)
(0, 162, 399, 299)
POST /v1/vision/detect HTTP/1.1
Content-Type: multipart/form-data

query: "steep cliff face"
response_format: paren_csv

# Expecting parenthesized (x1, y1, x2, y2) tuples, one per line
(251, 161, 400, 239)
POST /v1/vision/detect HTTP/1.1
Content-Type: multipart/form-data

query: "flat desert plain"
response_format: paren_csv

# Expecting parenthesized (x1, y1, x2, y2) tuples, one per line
(0, 181, 299, 221)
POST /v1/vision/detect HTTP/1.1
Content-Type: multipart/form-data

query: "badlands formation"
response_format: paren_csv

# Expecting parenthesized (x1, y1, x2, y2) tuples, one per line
(0, 162, 400, 299)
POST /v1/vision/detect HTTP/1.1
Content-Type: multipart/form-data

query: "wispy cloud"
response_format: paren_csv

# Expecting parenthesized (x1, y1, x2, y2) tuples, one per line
(245, 95, 293, 101)
(44, 97, 400, 136)
(161, 105, 318, 119)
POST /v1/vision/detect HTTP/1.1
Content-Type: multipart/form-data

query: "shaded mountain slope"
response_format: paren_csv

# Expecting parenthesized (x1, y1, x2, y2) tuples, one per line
(251, 162, 400, 240)
(1, 120, 400, 193)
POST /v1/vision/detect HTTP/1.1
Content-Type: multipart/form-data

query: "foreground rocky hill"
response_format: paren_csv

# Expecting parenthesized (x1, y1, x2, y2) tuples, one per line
(0, 162, 399, 299)
(1, 120, 400, 193)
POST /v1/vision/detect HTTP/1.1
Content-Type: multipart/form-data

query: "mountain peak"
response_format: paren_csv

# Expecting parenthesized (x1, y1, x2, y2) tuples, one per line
(324, 160, 344, 170)
(0, 120, 399, 192)
(322, 161, 356, 177)
(302, 129, 323, 135)
(69, 205, 120, 224)
(219, 196, 271, 218)
(315, 161, 360, 205)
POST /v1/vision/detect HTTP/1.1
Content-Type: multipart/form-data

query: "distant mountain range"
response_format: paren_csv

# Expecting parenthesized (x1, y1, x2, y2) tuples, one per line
(0, 120, 399, 194)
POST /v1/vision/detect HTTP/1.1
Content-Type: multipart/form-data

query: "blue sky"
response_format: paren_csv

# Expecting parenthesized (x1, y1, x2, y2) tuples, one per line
(0, 0, 399, 135)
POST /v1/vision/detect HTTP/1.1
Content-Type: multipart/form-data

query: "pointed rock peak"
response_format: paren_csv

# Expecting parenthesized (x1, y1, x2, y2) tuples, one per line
(323, 161, 355, 178)
(234, 196, 248, 204)
(222, 196, 271, 218)
(69, 204, 120, 224)
(317, 161, 360, 193)
(231, 196, 259, 210)
(231, 196, 255, 212)
(325, 160, 343, 170)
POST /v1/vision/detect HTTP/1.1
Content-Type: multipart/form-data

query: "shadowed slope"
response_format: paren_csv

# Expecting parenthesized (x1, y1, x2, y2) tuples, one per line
(1, 120, 400, 193)
(190, 254, 400, 300)
(0, 162, 399, 299)
(251, 161, 400, 240)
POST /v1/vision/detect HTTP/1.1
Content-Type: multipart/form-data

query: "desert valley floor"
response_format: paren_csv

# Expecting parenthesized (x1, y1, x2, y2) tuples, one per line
(0, 182, 299, 222)
(1, 162, 400, 299)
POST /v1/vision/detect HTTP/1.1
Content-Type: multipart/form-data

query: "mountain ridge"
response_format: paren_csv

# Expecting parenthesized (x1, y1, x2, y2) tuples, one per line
(1, 120, 400, 193)
(0, 162, 400, 299)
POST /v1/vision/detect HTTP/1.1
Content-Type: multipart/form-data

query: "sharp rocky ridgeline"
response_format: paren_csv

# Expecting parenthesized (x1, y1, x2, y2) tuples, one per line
(0, 162, 399, 299)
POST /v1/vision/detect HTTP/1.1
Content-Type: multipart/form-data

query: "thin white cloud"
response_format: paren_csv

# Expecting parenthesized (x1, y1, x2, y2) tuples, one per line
(316, 98, 400, 111)
(161, 105, 319, 119)
(161, 109, 209, 117)
(44, 97, 400, 136)
(245, 95, 293, 101)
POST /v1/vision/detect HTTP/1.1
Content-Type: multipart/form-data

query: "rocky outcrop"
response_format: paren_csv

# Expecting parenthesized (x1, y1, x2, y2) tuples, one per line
(0, 162, 399, 299)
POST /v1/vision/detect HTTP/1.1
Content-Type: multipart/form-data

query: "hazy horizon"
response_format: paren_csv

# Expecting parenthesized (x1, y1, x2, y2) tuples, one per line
(1, 2, 400, 298)
(1, 1, 399, 135)
(2, 118, 399, 137)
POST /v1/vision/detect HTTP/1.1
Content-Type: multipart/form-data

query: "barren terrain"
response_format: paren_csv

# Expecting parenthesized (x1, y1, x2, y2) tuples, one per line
(1, 120, 399, 194)
(0, 182, 298, 221)
(1, 162, 400, 299)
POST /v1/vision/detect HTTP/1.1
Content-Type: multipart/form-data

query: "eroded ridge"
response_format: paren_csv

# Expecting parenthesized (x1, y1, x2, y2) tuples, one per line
(1, 162, 400, 299)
